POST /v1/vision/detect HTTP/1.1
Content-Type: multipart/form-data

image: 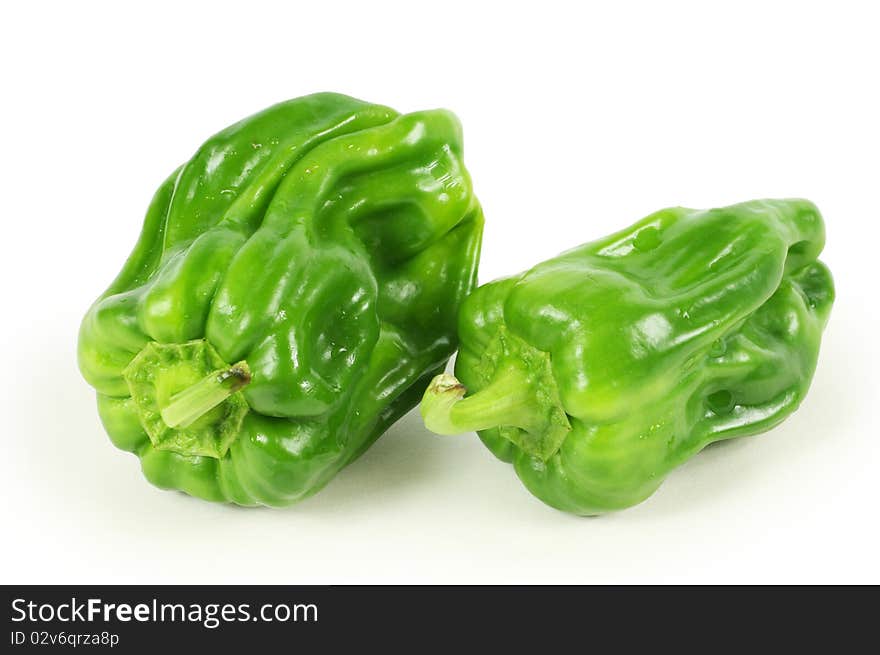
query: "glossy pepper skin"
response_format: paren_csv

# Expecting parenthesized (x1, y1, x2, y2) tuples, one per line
(78, 93, 483, 506)
(421, 199, 832, 515)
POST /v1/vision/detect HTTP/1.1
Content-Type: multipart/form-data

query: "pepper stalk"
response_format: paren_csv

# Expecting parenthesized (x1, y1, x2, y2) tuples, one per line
(161, 362, 252, 429)
(420, 361, 571, 461)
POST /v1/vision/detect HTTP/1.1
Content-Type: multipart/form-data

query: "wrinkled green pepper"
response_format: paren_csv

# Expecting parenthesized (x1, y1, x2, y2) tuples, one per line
(78, 93, 483, 506)
(421, 199, 833, 515)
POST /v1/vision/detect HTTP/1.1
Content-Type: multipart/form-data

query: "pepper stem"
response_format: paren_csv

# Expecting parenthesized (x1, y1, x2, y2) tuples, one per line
(420, 366, 542, 434)
(160, 362, 252, 429)
(420, 364, 571, 460)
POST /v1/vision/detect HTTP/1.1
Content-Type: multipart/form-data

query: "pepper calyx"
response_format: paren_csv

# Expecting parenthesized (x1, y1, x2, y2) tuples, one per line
(123, 339, 251, 459)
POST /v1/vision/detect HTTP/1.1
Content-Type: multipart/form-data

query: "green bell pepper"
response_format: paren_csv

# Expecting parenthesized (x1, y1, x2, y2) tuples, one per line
(421, 199, 833, 515)
(78, 93, 483, 506)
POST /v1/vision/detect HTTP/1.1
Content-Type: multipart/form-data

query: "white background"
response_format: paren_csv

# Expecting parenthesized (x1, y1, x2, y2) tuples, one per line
(2, 1, 878, 584)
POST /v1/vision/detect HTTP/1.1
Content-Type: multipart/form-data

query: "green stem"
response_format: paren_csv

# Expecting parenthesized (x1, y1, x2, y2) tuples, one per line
(420, 365, 547, 436)
(160, 362, 252, 429)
